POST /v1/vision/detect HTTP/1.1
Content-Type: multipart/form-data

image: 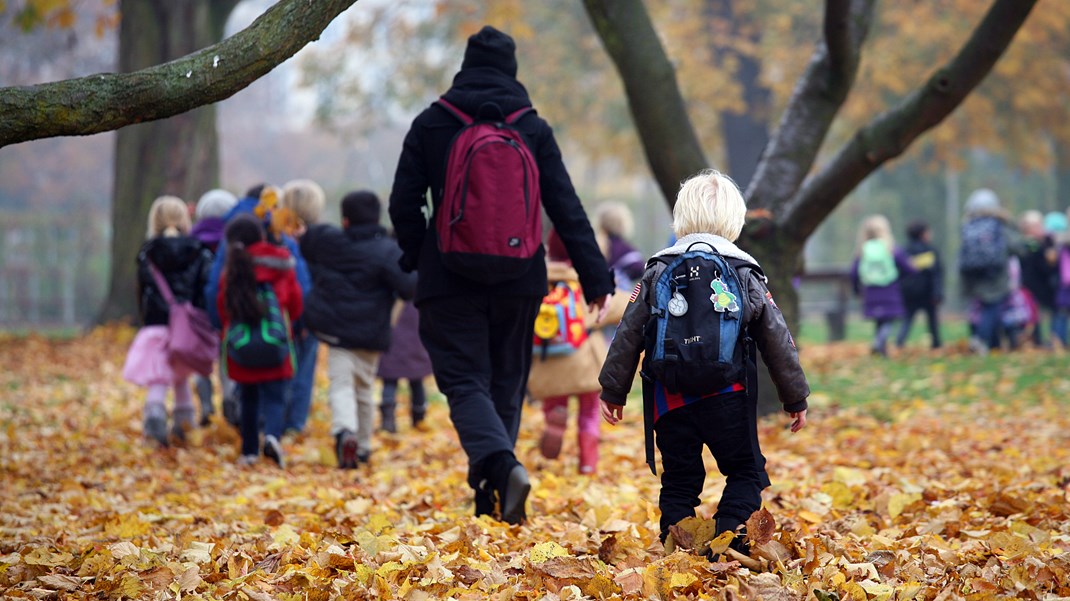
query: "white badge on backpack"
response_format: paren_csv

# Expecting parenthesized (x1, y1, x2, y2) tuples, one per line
(668, 291, 689, 316)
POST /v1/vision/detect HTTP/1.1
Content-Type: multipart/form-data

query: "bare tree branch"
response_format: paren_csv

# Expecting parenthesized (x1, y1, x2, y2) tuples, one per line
(782, 0, 1039, 241)
(744, 0, 876, 211)
(0, 0, 358, 148)
(582, 0, 708, 208)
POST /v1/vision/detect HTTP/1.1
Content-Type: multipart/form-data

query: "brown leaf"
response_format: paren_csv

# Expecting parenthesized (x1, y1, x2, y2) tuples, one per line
(746, 508, 776, 547)
(253, 553, 282, 574)
(36, 574, 82, 591)
(598, 534, 619, 564)
(454, 565, 484, 586)
(264, 509, 285, 527)
(534, 556, 596, 580)
(668, 524, 694, 550)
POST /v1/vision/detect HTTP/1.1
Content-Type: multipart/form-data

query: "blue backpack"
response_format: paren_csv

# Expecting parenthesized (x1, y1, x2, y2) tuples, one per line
(645, 244, 755, 396)
(225, 284, 293, 369)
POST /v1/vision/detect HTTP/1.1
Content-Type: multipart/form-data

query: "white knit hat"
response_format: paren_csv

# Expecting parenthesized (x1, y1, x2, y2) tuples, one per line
(964, 188, 1000, 215)
(195, 189, 238, 220)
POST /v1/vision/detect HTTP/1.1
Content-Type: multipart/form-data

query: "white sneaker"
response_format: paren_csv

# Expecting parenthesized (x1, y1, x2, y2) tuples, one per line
(263, 435, 285, 468)
(237, 454, 258, 467)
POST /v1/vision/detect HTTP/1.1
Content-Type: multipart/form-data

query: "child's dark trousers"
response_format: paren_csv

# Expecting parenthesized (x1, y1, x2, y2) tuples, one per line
(653, 390, 771, 540)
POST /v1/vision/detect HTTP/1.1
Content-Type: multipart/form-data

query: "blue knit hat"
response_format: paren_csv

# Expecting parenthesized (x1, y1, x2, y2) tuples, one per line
(1043, 211, 1068, 234)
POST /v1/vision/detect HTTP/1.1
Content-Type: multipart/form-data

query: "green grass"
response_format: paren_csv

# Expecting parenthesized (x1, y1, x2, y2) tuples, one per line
(796, 313, 971, 347)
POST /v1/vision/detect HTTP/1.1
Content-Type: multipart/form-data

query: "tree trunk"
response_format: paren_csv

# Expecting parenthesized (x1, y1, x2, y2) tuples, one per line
(707, 0, 771, 191)
(97, 0, 234, 323)
(1055, 137, 1070, 212)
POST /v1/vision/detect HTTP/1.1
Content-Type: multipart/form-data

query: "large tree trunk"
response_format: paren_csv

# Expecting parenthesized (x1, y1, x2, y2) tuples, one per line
(97, 0, 237, 323)
(585, 0, 1036, 415)
(1055, 137, 1070, 212)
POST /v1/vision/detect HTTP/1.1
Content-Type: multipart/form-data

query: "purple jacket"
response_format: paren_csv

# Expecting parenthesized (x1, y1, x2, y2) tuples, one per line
(190, 217, 226, 254)
(851, 247, 916, 320)
(377, 302, 433, 381)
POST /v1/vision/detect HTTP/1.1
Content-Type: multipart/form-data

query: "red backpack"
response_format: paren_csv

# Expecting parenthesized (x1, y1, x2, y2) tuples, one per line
(435, 98, 542, 283)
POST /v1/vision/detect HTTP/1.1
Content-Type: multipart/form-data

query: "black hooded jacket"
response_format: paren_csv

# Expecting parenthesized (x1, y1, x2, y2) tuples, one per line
(300, 223, 417, 351)
(137, 236, 214, 327)
(388, 66, 614, 305)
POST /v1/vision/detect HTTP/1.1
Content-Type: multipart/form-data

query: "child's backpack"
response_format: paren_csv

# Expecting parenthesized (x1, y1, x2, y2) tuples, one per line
(959, 216, 1007, 277)
(435, 98, 542, 284)
(533, 280, 588, 359)
(225, 284, 293, 369)
(644, 243, 756, 396)
(858, 239, 898, 287)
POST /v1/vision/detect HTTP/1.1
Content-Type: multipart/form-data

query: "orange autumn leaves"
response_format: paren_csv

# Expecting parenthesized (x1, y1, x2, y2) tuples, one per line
(2, 326, 1070, 599)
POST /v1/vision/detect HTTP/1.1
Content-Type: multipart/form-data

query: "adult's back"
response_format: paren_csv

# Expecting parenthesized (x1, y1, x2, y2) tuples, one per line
(389, 42, 612, 304)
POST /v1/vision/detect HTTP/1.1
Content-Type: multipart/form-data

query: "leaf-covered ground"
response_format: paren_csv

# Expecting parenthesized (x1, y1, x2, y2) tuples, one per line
(2, 327, 1069, 600)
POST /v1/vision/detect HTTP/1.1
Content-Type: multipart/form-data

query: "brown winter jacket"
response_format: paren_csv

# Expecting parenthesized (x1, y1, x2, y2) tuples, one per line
(528, 262, 628, 399)
(598, 234, 809, 414)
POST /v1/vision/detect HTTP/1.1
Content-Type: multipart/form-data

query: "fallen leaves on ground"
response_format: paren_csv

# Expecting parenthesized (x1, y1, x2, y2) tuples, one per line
(1, 327, 1069, 599)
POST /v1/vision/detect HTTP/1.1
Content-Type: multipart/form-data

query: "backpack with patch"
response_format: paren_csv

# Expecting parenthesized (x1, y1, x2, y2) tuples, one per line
(858, 239, 898, 287)
(533, 280, 588, 359)
(435, 98, 542, 284)
(959, 216, 1007, 277)
(225, 283, 293, 369)
(645, 243, 755, 396)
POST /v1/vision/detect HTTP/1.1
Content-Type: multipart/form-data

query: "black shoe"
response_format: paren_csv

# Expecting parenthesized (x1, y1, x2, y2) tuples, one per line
(196, 377, 214, 426)
(498, 464, 530, 525)
(335, 430, 358, 469)
(380, 409, 397, 434)
(357, 450, 371, 465)
(222, 395, 241, 428)
(263, 435, 285, 468)
(474, 480, 497, 517)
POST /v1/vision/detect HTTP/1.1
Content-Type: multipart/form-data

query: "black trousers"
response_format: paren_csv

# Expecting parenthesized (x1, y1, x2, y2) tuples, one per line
(418, 294, 541, 488)
(653, 391, 771, 539)
(896, 301, 942, 348)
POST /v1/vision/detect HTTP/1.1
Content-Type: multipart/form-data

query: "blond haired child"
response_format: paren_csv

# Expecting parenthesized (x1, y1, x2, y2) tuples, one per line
(851, 214, 914, 356)
(598, 169, 809, 553)
(123, 195, 214, 446)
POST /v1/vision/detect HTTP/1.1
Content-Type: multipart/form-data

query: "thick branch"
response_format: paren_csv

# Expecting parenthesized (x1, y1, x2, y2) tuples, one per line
(0, 0, 358, 148)
(782, 0, 1038, 241)
(582, 0, 708, 209)
(745, 0, 875, 211)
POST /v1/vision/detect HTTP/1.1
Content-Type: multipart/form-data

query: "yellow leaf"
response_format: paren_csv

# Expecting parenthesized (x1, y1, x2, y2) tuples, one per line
(22, 547, 74, 567)
(832, 467, 868, 487)
(888, 493, 921, 519)
(180, 541, 214, 564)
(528, 541, 568, 564)
(859, 579, 893, 601)
(670, 572, 697, 589)
(116, 574, 144, 599)
(366, 512, 392, 535)
(270, 524, 300, 549)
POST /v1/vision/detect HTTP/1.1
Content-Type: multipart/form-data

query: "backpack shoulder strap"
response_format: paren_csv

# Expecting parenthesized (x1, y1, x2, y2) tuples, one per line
(146, 259, 176, 306)
(504, 106, 534, 124)
(434, 98, 473, 126)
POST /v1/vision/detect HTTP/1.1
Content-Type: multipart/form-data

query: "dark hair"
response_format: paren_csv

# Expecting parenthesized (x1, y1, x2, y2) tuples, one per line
(341, 190, 381, 225)
(223, 214, 265, 324)
(244, 183, 266, 200)
(906, 220, 930, 242)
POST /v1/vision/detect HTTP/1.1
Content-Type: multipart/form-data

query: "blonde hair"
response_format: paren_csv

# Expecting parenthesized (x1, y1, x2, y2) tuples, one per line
(856, 214, 894, 254)
(672, 169, 746, 241)
(146, 195, 191, 239)
(595, 201, 634, 239)
(282, 179, 326, 226)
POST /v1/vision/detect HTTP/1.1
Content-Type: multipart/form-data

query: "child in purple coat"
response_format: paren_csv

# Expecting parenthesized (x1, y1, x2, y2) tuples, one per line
(851, 215, 915, 356)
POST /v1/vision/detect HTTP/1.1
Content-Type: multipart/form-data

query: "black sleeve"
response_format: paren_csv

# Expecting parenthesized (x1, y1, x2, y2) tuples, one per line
(533, 119, 614, 301)
(382, 243, 418, 301)
(193, 248, 214, 311)
(388, 118, 431, 273)
(598, 270, 654, 405)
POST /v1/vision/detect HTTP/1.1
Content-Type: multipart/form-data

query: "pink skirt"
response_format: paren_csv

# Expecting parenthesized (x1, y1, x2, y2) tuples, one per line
(123, 326, 192, 387)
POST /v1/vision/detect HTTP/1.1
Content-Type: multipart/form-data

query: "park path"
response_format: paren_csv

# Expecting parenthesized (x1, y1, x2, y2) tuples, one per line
(1, 327, 1068, 599)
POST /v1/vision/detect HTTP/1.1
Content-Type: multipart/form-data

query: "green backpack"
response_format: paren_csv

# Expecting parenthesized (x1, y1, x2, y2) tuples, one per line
(858, 239, 898, 287)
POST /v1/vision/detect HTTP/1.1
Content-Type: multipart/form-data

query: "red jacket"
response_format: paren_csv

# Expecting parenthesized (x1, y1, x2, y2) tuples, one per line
(217, 241, 304, 383)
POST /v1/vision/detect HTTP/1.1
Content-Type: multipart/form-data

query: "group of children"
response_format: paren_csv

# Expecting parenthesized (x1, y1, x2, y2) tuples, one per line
(851, 188, 1070, 355)
(122, 170, 812, 553)
(123, 183, 429, 470)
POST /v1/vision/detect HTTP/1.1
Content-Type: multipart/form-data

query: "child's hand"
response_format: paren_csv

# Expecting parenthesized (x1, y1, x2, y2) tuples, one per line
(600, 399, 623, 425)
(789, 409, 807, 432)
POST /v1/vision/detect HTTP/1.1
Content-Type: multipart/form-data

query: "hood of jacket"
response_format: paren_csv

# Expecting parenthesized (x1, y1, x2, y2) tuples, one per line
(654, 233, 762, 277)
(190, 217, 226, 247)
(143, 236, 206, 271)
(248, 241, 295, 283)
(441, 66, 532, 120)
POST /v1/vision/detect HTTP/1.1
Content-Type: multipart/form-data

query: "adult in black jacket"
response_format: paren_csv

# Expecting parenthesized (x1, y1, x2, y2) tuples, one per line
(301, 191, 417, 469)
(388, 25, 614, 524)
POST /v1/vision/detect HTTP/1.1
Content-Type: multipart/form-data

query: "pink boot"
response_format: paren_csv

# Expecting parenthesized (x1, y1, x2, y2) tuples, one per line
(578, 432, 599, 474)
(540, 405, 568, 459)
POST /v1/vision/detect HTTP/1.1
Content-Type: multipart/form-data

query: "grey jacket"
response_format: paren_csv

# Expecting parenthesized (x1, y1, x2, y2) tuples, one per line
(598, 233, 809, 414)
